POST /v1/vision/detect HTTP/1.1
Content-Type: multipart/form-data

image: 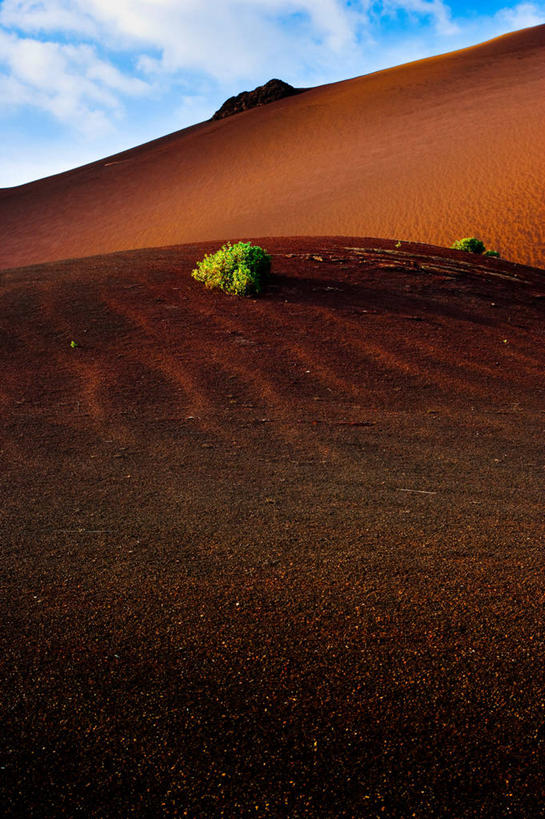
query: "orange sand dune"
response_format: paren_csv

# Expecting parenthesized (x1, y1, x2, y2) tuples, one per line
(1, 24, 544, 270)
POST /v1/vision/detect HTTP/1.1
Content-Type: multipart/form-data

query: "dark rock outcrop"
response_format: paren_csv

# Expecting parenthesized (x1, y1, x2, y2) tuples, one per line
(212, 78, 305, 120)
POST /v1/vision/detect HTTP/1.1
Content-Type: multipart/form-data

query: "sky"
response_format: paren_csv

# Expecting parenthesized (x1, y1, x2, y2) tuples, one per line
(1, 0, 544, 187)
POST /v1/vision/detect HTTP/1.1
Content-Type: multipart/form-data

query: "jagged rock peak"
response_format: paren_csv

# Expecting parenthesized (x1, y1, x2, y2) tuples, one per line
(212, 79, 305, 120)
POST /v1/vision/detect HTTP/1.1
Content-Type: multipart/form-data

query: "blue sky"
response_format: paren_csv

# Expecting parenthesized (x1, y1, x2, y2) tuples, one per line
(1, 0, 544, 187)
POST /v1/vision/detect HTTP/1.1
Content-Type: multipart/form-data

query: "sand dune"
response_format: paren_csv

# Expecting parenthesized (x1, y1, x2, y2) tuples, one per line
(1, 25, 544, 270)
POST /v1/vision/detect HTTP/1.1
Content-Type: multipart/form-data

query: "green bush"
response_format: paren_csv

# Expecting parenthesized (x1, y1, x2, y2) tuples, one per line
(451, 237, 486, 254)
(483, 249, 500, 258)
(192, 242, 271, 296)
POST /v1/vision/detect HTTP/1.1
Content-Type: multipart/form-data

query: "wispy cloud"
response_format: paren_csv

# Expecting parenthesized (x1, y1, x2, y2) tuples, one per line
(495, 1, 545, 29)
(0, 27, 149, 136)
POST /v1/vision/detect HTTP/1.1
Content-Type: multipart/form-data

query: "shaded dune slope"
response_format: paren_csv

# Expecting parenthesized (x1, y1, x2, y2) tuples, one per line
(1, 25, 544, 271)
(1, 238, 545, 814)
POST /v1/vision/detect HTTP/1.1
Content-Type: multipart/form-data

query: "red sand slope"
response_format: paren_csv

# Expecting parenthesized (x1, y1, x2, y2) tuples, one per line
(1, 25, 544, 271)
(1, 238, 545, 814)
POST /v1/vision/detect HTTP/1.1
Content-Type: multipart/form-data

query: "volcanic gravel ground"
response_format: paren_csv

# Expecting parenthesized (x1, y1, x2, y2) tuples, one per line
(1, 238, 545, 816)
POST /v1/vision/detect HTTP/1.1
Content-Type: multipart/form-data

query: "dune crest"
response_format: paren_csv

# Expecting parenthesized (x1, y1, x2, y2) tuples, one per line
(0, 24, 544, 270)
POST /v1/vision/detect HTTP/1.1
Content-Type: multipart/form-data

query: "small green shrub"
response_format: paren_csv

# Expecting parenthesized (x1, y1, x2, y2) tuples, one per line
(483, 249, 500, 258)
(192, 242, 271, 296)
(451, 237, 486, 254)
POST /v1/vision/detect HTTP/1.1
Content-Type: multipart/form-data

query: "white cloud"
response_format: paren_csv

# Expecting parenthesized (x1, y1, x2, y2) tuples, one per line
(0, 0, 97, 35)
(495, 2, 545, 29)
(71, 0, 365, 80)
(0, 28, 149, 135)
(0, 1, 370, 85)
(2, 1, 543, 89)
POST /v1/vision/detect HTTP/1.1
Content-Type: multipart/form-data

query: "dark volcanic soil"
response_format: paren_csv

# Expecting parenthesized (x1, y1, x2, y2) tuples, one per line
(1, 237, 544, 816)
